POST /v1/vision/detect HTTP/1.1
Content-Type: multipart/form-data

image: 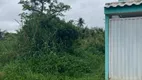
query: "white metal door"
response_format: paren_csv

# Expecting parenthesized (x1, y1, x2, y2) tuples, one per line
(109, 17, 142, 80)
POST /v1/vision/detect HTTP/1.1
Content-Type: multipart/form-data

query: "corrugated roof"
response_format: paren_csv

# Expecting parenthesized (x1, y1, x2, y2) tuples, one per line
(105, 1, 142, 8)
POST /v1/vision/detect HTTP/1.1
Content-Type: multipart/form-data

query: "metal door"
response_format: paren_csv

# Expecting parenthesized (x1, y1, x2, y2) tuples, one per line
(109, 17, 142, 80)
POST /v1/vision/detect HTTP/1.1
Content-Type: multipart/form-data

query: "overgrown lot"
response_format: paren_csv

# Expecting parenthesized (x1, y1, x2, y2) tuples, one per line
(0, 0, 105, 80)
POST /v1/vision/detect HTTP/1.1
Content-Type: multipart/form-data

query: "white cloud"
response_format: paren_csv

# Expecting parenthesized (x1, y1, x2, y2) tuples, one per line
(62, 0, 117, 28)
(0, 0, 117, 32)
(0, 0, 22, 32)
(0, 21, 20, 32)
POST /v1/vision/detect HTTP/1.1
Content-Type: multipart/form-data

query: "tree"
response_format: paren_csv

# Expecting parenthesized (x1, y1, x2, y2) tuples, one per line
(19, 0, 71, 17)
(18, 0, 72, 50)
(17, 0, 102, 77)
(77, 18, 85, 27)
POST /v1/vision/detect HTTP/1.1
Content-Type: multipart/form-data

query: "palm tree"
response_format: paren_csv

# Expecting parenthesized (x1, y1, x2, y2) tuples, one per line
(77, 18, 85, 27)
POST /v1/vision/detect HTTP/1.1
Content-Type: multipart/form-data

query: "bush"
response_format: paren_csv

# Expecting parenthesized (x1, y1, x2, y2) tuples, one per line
(20, 51, 91, 77)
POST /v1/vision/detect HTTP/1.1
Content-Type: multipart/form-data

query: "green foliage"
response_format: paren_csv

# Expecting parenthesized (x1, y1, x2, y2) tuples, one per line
(0, 0, 105, 80)
(55, 25, 79, 52)
(0, 33, 17, 67)
(19, 0, 70, 17)
(0, 27, 104, 79)
(26, 52, 91, 76)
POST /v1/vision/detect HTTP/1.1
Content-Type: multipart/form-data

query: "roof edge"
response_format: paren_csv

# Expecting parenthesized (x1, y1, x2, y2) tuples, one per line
(105, 1, 142, 8)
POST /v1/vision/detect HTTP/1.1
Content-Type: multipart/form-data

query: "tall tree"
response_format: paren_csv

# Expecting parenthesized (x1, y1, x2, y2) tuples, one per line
(17, 0, 72, 52)
(19, 0, 71, 17)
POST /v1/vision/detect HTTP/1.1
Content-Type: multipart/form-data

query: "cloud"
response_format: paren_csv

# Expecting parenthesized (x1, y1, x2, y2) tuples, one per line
(0, 0, 117, 32)
(0, 21, 20, 33)
(62, 0, 117, 28)
(0, 0, 22, 32)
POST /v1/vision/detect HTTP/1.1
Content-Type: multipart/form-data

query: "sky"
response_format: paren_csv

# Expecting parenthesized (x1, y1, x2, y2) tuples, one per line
(0, 0, 117, 32)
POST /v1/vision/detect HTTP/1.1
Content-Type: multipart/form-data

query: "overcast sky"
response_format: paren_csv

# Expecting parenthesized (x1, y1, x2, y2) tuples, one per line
(0, 0, 117, 32)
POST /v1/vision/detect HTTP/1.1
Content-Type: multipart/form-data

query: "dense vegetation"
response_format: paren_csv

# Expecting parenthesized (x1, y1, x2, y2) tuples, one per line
(0, 0, 105, 80)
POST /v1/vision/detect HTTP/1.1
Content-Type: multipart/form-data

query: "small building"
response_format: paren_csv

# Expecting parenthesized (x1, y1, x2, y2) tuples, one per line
(105, 0, 142, 80)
